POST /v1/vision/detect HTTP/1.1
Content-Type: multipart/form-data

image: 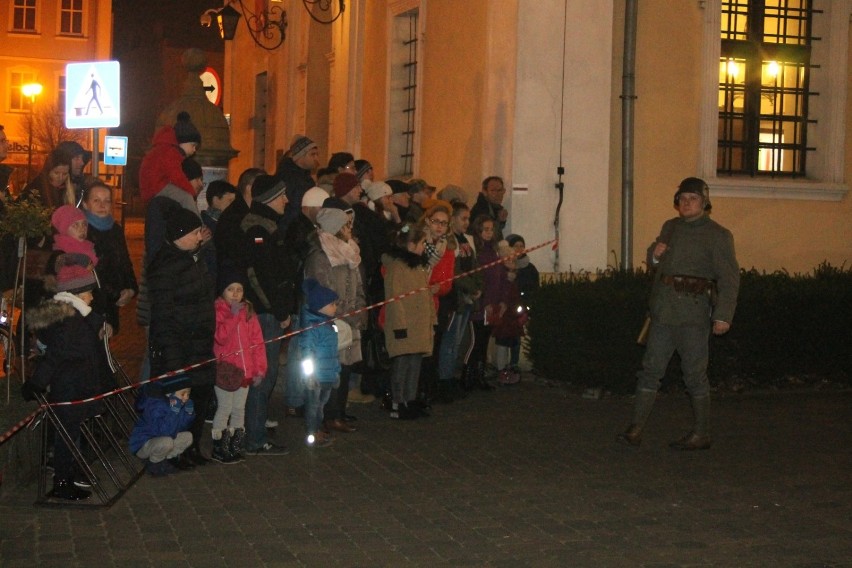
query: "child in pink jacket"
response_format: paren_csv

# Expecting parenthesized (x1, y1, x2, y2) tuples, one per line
(211, 269, 266, 463)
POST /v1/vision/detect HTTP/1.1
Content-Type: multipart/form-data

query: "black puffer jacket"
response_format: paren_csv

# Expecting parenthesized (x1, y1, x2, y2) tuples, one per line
(88, 223, 138, 332)
(147, 242, 215, 387)
(26, 298, 110, 422)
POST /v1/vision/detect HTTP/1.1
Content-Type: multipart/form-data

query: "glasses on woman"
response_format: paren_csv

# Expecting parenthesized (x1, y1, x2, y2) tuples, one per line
(429, 218, 449, 227)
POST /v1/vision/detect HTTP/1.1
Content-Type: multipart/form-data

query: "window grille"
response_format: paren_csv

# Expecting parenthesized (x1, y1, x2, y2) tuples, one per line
(718, 0, 816, 177)
(60, 0, 84, 35)
(12, 0, 37, 32)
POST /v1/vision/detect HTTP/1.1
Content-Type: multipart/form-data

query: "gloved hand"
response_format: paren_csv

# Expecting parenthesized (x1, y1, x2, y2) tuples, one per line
(230, 302, 241, 316)
(21, 381, 46, 402)
(251, 375, 263, 387)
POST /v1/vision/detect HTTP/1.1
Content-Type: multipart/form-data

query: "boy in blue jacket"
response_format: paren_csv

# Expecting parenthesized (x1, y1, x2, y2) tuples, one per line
(299, 278, 341, 448)
(129, 373, 195, 476)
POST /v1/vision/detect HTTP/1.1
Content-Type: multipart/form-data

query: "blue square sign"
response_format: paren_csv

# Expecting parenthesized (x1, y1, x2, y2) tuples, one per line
(65, 61, 121, 129)
(104, 136, 128, 166)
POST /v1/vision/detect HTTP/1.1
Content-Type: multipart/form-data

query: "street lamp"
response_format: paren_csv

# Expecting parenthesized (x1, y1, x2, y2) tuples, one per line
(21, 82, 42, 182)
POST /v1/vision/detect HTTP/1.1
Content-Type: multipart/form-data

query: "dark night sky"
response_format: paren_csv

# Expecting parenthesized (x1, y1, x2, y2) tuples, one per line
(111, 0, 225, 181)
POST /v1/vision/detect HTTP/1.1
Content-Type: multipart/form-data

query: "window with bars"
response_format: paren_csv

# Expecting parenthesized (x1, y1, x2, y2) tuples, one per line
(387, 9, 419, 178)
(10, 71, 38, 111)
(60, 0, 84, 35)
(12, 0, 38, 32)
(718, 0, 814, 176)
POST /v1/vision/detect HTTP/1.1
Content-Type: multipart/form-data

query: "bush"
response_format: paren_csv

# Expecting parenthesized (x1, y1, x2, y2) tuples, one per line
(526, 263, 852, 393)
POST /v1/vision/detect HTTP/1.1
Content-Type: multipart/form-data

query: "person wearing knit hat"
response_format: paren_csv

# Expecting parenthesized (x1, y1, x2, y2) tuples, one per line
(174, 111, 202, 149)
(165, 207, 203, 244)
(23, 250, 114, 499)
(274, 134, 320, 234)
(251, 174, 288, 205)
(147, 192, 216, 465)
(129, 375, 196, 476)
(51, 203, 87, 236)
(241, 162, 301, 455)
(316, 207, 349, 235)
(302, 186, 329, 208)
(365, 180, 392, 203)
(289, 135, 318, 161)
(55, 253, 97, 294)
(333, 172, 362, 203)
(138, 110, 204, 210)
(354, 159, 373, 183)
(50, 204, 99, 274)
(304, 197, 364, 432)
(298, 278, 340, 448)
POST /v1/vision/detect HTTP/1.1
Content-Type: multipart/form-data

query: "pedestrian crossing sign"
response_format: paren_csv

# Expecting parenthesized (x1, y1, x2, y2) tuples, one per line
(65, 61, 121, 129)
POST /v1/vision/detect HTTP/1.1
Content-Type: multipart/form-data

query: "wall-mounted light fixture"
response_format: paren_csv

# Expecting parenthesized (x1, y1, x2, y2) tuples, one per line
(201, 0, 345, 51)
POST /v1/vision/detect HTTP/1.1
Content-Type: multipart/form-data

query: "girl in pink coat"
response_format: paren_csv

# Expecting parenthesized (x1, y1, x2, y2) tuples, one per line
(211, 269, 267, 463)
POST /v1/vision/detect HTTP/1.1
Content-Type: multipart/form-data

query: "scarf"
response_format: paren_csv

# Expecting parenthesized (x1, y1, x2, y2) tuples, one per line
(318, 230, 361, 269)
(53, 234, 99, 266)
(516, 256, 530, 270)
(85, 209, 115, 231)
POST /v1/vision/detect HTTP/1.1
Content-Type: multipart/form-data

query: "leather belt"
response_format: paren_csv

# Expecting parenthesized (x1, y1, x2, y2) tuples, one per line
(660, 274, 714, 295)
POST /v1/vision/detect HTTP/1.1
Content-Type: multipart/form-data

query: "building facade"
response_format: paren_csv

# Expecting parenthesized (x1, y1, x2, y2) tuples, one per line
(0, 0, 111, 189)
(222, 0, 851, 273)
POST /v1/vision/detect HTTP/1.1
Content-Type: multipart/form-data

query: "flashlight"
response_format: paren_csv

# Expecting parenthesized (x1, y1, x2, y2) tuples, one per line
(307, 434, 316, 445)
(302, 358, 314, 376)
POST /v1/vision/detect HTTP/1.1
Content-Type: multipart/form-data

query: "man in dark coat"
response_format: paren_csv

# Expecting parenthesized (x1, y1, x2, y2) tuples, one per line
(147, 208, 215, 465)
(274, 135, 319, 234)
(618, 177, 740, 451)
(470, 175, 508, 239)
(239, 175, 299, 455)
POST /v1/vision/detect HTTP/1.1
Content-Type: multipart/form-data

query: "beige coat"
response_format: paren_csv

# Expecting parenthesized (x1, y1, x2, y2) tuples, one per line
(382, 249, 436, 358)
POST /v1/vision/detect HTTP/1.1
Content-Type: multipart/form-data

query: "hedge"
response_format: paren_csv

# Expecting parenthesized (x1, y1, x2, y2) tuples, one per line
(525, 263, 852, 394)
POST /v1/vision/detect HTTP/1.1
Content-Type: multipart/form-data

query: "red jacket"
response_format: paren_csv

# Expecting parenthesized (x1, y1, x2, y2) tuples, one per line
(139, 125, 196, 202)
(429, 247, 455, 313)
(214, 298, 267, 387)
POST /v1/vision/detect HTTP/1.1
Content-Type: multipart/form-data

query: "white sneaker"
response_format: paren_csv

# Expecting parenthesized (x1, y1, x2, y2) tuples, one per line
(265, 419, 279, 428)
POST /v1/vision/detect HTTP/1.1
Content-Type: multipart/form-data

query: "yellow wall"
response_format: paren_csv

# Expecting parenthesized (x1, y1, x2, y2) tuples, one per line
(610, 0, 852, 273)
(417, 0, 489, 199)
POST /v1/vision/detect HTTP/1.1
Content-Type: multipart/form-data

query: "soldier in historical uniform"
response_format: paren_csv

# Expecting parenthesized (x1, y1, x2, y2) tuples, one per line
(618, 177, 740, 450)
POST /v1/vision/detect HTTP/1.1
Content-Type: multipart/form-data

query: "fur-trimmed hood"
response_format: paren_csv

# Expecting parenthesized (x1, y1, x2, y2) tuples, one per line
(382, 247, 429, 269)
(26, 299, 76, 331)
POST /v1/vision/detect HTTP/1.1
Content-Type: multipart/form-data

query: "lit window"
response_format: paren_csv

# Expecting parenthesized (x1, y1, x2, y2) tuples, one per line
(12, 0, 37, 32)
(10, 71, 39, 111)
(718, 0, 813, 176)
(60, 0, 84, 35)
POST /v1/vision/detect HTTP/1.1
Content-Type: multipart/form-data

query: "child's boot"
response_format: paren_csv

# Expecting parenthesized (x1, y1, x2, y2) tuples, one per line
(230, 428, 246, 461)
(211, 430, 238, 464)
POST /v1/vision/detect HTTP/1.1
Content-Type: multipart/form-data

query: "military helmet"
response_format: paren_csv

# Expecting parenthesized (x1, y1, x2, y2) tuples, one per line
(673, 177, 711, 211)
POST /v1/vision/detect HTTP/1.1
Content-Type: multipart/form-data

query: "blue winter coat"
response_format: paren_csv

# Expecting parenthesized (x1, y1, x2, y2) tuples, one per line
(298, 306, 341, 385)
(129, 391, 195, 454)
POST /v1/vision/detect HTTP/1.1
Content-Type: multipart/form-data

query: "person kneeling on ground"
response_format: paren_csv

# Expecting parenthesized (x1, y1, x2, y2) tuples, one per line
(129, 374, 196, 476)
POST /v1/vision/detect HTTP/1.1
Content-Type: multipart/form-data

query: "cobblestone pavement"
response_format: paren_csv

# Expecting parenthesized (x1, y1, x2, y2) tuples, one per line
(1, 219, 850, 567)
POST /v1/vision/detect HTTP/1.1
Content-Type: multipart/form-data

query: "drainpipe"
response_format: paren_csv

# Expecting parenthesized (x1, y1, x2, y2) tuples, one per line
(621, 0, 638, 269)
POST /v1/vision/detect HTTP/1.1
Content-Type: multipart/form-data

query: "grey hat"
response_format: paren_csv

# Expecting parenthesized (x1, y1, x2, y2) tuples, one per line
(252, 175, 287, 204)
(316, 208, 349, 234)
(289, 135, 317, 160)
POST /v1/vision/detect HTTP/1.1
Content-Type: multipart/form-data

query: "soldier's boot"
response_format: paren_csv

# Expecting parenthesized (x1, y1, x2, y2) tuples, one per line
(669, 395, 712, 450)
(616, 389, 657, 446)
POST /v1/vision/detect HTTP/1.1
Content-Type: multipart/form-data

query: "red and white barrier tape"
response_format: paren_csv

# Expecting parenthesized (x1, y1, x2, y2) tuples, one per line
(0, 238, 556, 444)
